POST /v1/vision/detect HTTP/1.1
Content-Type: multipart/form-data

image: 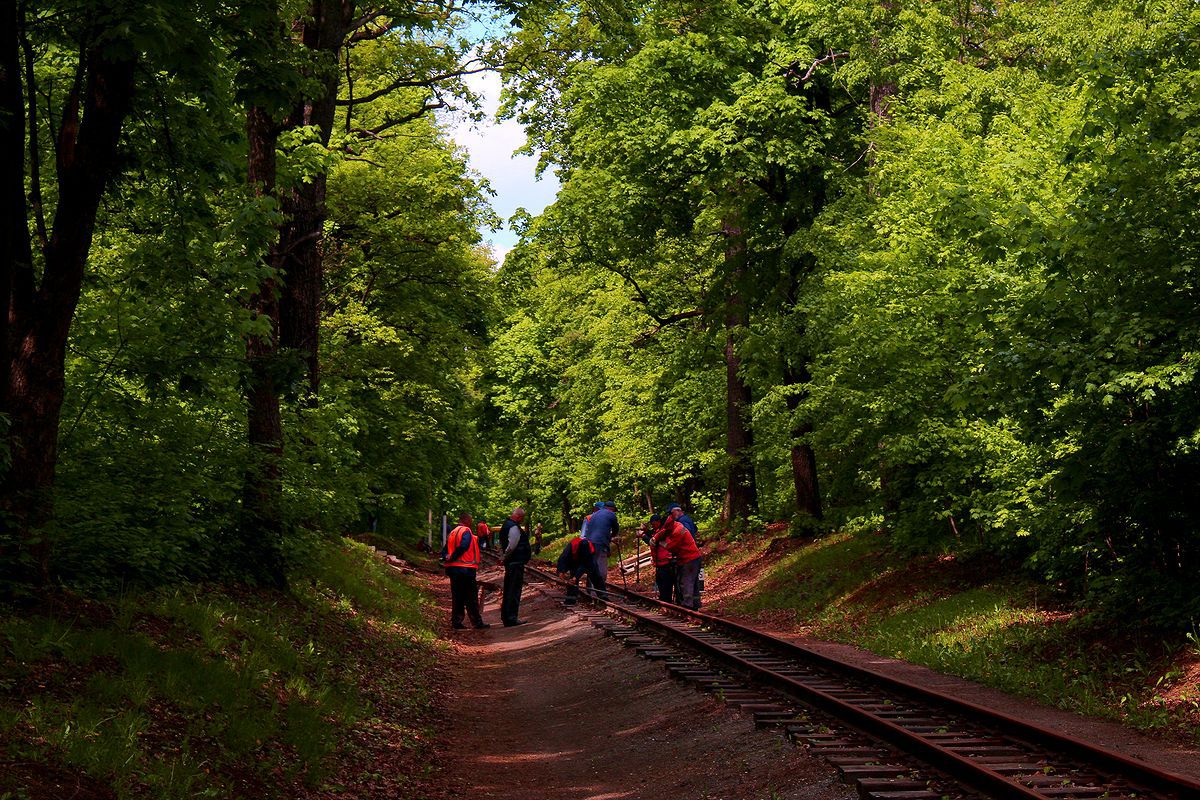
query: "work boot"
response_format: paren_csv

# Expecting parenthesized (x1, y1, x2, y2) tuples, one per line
(503, 619, 527, 627)
(452, 622, 466, 629)
(472, 621, 491, 629)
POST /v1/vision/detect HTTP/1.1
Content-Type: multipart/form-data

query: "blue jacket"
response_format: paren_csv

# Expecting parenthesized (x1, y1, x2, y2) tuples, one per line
(584, 507, 618, 552)
(677, 513, 698, 537)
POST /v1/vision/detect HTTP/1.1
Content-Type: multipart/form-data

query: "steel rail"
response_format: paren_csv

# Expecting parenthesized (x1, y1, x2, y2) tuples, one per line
(488, 550, 1200, 800)
(598, 577, 1200, 800)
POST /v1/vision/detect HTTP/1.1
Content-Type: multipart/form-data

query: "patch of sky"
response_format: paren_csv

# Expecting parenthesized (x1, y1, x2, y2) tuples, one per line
(443, 13, 560, 264)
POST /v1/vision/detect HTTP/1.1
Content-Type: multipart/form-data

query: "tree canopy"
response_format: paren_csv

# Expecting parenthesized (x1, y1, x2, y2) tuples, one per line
(2, 0, 1198, 626)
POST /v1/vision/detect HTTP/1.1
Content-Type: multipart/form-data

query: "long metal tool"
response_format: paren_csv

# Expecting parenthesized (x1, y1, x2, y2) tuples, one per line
(613, 531, 629, 591)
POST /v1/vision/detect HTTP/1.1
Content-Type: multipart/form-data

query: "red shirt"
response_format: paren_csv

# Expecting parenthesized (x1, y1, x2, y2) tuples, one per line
(651, 518, 701, 564)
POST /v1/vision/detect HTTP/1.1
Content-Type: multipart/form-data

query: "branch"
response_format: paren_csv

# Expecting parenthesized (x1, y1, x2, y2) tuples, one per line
(335, 61, 490, 106)
(633, 309, 705, 346)
(345, 8, 389, 37)
(349, 23, 391, 43)
(787, 50, 851, 83)
(354, 98, 447, 137)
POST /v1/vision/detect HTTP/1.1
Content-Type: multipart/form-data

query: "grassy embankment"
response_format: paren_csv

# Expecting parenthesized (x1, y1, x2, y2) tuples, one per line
(704, 531, 1200, 743)
(0, 541, 443, 799)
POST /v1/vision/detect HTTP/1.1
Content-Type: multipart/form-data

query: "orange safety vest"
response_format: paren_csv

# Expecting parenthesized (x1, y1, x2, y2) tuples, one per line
(445, 525, 480, 569)
(476, 521, 490, 538)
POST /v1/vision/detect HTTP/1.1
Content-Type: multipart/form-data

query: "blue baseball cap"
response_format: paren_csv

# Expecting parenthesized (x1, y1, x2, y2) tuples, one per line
(664, 503, 681, 512)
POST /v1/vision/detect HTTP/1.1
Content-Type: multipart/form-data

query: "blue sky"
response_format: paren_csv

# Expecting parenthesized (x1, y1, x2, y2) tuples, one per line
(446, 66, 561, 263)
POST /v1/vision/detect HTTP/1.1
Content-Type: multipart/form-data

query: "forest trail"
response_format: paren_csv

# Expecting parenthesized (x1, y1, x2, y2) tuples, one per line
(428, 566, 854, 800)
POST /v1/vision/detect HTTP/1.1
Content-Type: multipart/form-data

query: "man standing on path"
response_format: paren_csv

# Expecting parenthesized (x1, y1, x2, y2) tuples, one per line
(584, 501, 619, 594)
(441, 512, 490, 629)
(476, 518, 492, 549)
(500, 507, 530, 626)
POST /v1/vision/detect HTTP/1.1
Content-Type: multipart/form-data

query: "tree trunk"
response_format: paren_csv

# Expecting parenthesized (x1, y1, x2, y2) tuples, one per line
(561, 491, 576, 535)
(239, 103, 287, 587)
(1, 34, 135, 586)
(720, 216, 758, 525)
(783, 364, 822, 520)
(276, 0, 356, 398)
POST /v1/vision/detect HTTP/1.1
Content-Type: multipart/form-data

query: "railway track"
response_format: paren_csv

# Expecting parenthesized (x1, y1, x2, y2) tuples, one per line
(482, 549, 1200, 800)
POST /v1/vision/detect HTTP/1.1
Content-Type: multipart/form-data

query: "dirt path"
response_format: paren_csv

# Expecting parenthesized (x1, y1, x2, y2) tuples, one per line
(430, 565, 856, 800)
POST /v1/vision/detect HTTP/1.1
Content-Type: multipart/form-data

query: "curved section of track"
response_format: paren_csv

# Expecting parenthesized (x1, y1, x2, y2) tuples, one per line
(485, 549, 1200, 800)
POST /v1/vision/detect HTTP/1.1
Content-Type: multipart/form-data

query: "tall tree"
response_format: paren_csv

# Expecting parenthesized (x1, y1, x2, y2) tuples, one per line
(235, 0, 485, 559)
(2, 2, 138, 584)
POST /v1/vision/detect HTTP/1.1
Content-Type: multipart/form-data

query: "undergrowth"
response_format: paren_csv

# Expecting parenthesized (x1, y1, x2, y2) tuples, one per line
(0, 540, 440, 799)
(724, 532, 1200, 743)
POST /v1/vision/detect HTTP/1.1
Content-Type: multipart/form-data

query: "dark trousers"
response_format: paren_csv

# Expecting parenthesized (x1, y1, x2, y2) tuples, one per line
(675, 558, 702, 610)
(448, 568, 484, 626)
(501, 562, 526, 623)
(654, 564, 677, 603)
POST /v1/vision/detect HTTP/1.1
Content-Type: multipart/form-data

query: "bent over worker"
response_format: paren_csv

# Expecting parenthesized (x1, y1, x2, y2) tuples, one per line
(441, 512, 490, 629)
(584, 501, 619, 593)
(499, 507, 530, 626)
(556, 537, 599, 605)
(648, 513, 702, 609)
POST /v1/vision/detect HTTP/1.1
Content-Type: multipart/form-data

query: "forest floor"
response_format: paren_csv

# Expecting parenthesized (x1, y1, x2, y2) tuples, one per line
(428, 562, 856, 800)
(0, 541, 446, 800)
(625, 528, 1200, 760)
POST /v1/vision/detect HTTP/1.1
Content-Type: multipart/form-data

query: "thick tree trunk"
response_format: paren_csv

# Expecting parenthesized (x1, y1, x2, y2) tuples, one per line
(1, 35, 135, 585)
(720, 216, 758, 525)
(276, 1, 355, 398)
(277, 179, 326, 396)
(790, 425, 822, 519)
(240, 104, 288, 587)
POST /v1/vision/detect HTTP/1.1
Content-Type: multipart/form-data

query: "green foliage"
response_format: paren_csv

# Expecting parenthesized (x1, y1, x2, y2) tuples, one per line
(31, 9, 495, 589)
(488, 0, 1200, 627)
(802, 0, 1200, 623)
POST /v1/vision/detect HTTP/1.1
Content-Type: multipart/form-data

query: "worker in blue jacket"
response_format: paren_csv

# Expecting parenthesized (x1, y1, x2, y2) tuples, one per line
(664, 503, 698, 542)
(583, 501, 619, 592)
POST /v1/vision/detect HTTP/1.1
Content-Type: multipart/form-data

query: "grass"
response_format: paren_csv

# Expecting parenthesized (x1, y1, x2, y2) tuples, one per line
(721, 531, 1200, 743)
(0, 540, 441, 799)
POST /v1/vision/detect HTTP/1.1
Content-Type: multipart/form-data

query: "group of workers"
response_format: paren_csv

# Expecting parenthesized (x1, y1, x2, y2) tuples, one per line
(439, 500, 705, 631)
(557, 501, 703, 609)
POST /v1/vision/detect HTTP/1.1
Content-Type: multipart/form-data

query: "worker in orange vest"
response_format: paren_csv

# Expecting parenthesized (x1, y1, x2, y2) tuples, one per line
(441, 512, 489, 629)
